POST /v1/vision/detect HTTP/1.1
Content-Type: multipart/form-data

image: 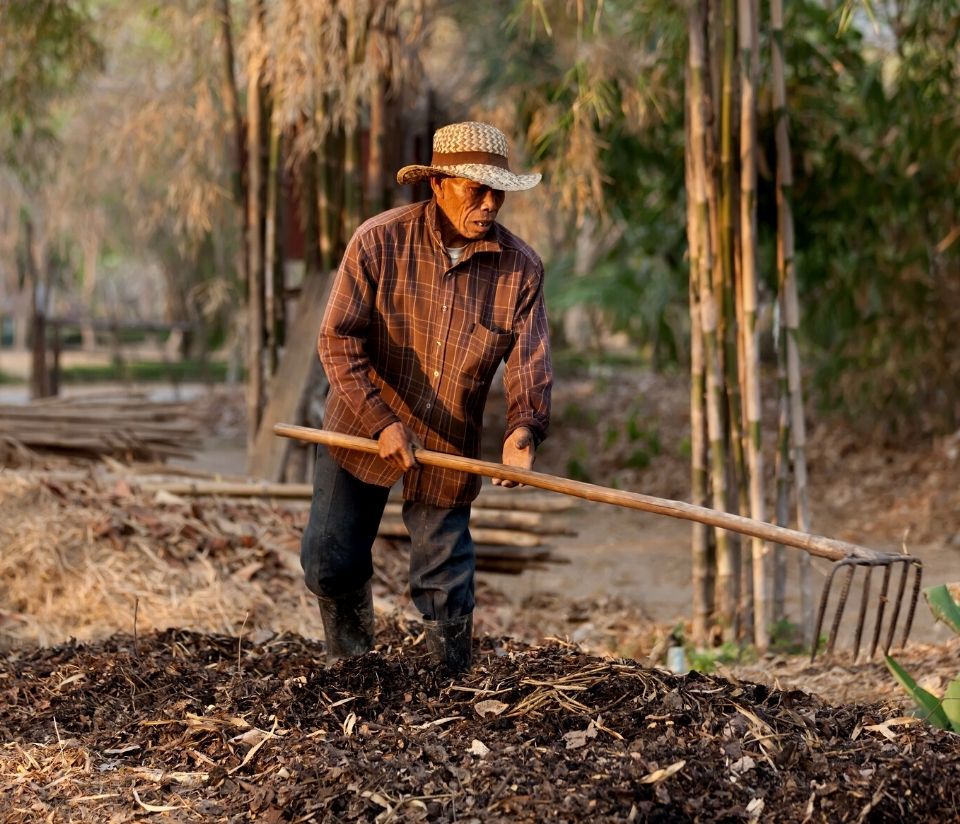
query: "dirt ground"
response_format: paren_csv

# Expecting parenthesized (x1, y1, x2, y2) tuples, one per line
(2, 367, 960, 821)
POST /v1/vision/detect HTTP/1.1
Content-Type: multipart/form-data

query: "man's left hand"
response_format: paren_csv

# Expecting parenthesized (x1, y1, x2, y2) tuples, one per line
(492, 427, 535, 488)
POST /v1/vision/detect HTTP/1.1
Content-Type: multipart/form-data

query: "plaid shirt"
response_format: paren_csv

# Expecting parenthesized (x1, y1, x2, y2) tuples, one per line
(319, 198, 552, 507)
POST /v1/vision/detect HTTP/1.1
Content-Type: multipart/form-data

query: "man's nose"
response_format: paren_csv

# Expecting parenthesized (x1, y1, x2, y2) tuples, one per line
(480, 188, 503, 212)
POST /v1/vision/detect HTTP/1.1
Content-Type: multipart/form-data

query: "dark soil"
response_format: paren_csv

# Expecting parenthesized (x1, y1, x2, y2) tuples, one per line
(2, 621, 958, 823)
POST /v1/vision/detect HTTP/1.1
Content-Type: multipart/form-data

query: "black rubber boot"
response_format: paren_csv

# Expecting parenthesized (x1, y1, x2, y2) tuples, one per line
(424, 613, 473, 675)
(317, 581, 374, 665)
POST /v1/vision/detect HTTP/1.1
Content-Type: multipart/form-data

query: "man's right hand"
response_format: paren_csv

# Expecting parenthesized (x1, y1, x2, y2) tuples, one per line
(377, 422, 420, 472)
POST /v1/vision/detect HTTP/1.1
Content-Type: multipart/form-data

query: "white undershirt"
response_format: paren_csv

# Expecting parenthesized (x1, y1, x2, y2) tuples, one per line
(446, 245, 466, 265)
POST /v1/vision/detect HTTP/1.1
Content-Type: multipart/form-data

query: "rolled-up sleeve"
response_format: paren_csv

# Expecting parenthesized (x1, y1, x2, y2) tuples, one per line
(318, 235, 400, 439)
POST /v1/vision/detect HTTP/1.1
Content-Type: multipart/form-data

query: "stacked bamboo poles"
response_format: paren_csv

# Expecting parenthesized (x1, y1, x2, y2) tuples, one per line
(122, 476, 576, 574)
(685, 0, 810, 649)
(0, 395, 202, 460)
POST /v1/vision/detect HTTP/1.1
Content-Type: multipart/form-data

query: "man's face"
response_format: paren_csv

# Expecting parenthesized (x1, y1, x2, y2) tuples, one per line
(430, 177, 506, 246)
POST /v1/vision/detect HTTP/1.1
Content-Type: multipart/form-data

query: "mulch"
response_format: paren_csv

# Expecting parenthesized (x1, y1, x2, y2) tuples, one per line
(2, 620, 958, 823)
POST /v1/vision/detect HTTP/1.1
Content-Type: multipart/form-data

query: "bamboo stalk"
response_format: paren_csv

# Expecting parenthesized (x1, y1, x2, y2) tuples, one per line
(273, 425, 887, 563)
(771, 0, 813, 645)
(690, 2, 737, 637)
(245, 0, 267, 451)
(264, 108, 282, 377)
(216, 0, 249, 307)
(739, 0, 767, 649)
(685, 51, 713, 645)
(366, 48, 386, 216)
(343, 125, 361, 237)
(315, 108, 333, 272)
(773, 313, 791, 621)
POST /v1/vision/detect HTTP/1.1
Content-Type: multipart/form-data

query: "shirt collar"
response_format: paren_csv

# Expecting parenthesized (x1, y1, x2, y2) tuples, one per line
(425, 198, 502, 264)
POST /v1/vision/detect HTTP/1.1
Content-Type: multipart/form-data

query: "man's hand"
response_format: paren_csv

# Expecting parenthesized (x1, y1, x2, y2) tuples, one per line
(492, 426, 535, 488)
(378, 422, 420, 472)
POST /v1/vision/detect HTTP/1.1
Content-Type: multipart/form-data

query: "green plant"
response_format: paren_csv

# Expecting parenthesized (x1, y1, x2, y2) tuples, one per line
(565, 443, 592, 483)
(688, 641, 746, 674)
(59, 358, 228, 384)
(886, 584, 960, 733)
(769, 618, 805, 655)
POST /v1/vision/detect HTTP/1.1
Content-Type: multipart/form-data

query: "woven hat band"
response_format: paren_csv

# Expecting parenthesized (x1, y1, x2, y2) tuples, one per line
(430, 150, 510, 170)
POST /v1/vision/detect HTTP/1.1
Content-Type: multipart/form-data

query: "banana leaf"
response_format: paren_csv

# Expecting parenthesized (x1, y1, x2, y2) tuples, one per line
(924, 584, 960, 635)
(943, 678, 960, 733)
(885, 655, 951, 730)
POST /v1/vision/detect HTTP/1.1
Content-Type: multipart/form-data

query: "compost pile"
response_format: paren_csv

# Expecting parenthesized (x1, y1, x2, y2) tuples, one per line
(2, 623, 959, 823)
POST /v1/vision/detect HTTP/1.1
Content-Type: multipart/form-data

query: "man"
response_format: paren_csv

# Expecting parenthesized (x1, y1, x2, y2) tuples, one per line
(300, 121, 552, 674)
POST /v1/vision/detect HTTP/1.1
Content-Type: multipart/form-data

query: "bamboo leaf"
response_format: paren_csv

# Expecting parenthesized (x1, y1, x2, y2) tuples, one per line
(884, 655, 951, 730)
(943, 678, 960, 734)
(923, 585, 960, 635)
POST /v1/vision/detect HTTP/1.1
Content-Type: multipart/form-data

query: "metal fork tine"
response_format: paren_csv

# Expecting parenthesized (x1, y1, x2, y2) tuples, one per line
(899, 561, 923, 650)
(882, 559, 911, 656)
(812, 560, 844, 663)
(869, 564, 893, 660)
(827, 562, 857, 657)
(852, 565, 873, 662)
(813, 555, 921, 663)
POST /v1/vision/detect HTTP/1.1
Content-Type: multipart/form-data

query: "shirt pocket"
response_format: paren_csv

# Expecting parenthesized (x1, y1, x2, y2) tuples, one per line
(459, 322, 515, 386)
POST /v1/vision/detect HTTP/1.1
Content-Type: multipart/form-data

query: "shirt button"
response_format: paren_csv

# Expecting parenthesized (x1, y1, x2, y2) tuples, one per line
(433, 370, 439, 377)
(442, 305, 448, 311)
(426, 403, 432, 409)
(436, 340, 441, 347)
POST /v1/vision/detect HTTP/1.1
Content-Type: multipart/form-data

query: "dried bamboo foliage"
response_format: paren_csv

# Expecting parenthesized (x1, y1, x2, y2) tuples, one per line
(264, 0, 430, 170)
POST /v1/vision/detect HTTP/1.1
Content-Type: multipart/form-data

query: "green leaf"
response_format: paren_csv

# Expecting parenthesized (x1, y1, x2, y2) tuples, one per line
(924, 585, 960, 635)
(943, 678, 960, 734)
(884, 655, 951, 730)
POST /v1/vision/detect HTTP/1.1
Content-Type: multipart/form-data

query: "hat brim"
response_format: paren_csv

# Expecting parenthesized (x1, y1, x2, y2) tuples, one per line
(396, 163, 541, 192)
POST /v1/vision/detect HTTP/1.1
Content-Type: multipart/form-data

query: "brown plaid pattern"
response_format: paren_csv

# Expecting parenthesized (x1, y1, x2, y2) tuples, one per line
(319, 199, 552, 507)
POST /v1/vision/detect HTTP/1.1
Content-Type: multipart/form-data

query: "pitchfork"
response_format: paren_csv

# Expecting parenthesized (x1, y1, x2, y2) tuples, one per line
(274, 424, 922, 662)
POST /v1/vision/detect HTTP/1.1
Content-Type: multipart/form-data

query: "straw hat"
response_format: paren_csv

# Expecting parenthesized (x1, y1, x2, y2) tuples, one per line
(396, 121, 541, 192)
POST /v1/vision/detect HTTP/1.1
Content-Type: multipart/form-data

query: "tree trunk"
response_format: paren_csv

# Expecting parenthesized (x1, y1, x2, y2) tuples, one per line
(343, 124, 361, 239)
(366, 73, 386, 216)
(216, 0, 249, 293)
(20, 214, 50, 400)
(80, 237, 98, 350)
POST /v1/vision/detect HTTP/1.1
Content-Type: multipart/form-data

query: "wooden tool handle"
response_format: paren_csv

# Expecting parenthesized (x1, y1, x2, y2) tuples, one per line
(274, 423, 878, 562)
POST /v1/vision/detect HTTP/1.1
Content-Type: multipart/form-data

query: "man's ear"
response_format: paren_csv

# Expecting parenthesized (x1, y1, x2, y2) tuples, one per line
(429, 176, 444, 198)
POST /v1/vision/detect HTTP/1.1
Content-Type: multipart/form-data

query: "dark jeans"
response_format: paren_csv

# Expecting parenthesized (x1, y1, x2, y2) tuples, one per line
(300, 446, 476, 621)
